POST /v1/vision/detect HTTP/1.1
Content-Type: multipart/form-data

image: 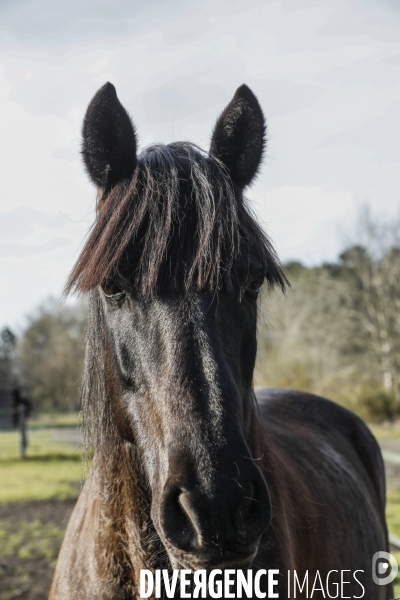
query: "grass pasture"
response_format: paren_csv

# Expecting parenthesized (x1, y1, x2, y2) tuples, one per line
(0, 429, 83, 504)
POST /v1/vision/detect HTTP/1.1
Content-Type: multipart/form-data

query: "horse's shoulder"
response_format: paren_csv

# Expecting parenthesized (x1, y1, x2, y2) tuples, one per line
(255, 387, 385, 506)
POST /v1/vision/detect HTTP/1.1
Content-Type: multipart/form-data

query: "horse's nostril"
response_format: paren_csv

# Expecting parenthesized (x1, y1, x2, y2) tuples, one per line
(178, 492, 202, 537)
(158, 465, 271, 559)
(159, 485, 197, 552)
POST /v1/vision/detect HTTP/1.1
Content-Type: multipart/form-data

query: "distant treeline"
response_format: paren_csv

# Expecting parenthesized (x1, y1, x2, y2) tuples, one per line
(1, 210, 399, 421)
(0, 300, 86, 413)
(256, 210, 400, 421)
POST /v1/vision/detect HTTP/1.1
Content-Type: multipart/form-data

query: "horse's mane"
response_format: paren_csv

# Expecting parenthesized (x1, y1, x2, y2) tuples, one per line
(66, 142, 287, 296)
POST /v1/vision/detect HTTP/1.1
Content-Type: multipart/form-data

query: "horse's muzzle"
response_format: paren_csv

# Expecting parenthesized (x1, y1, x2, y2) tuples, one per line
(154, 455, 271, 568)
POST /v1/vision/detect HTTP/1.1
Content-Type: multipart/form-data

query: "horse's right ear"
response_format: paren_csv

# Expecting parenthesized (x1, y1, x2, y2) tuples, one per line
(82, 82, 137, 191)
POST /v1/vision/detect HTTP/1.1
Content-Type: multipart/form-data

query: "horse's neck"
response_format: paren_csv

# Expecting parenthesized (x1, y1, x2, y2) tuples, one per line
(94, 443, 165, 590)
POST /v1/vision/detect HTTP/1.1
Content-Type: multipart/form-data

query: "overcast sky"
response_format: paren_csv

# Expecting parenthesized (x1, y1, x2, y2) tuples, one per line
(1, 0, 400, 327)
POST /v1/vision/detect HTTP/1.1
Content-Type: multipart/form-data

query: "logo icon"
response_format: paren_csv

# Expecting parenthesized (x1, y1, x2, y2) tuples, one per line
(372, 551, 398, 585)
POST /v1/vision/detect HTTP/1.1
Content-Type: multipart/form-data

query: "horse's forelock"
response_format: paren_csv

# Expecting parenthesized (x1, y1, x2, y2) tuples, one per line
(65, 142, 287, 297)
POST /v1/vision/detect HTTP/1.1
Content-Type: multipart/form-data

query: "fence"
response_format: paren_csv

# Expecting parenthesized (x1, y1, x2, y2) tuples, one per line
(0, 387, 30, 458)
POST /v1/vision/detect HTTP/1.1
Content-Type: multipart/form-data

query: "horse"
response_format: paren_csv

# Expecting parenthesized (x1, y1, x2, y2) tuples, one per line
(49, 83, 391, 599)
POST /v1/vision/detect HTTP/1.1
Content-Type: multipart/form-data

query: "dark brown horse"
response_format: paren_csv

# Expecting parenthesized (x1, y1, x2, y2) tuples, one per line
(50, 83, 391, 599)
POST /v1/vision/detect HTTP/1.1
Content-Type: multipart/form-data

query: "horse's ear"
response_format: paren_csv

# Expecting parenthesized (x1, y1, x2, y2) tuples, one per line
(210, 84, 266, 188)
(82, 82, 137, 190)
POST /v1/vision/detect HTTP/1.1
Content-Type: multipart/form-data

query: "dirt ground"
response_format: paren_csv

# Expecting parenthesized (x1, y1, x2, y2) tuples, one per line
(0, 499, 76, 600)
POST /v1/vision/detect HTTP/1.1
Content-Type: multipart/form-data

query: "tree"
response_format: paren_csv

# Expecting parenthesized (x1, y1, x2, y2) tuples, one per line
(339, 210, 400, 397)
(256, 263, 350, 392)
(18, 299, 86, 412)
(0, 327, 17, 387)
(255, 205, 400, 419)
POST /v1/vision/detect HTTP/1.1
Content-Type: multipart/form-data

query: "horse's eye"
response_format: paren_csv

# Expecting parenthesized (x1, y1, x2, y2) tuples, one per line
(246, 275, 265, 296)
(101, 281, 125, 299)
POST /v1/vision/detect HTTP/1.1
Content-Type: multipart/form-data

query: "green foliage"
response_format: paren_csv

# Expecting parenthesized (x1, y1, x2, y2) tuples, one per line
(18, 299, 86, 412)
(357, 387, 398, 422)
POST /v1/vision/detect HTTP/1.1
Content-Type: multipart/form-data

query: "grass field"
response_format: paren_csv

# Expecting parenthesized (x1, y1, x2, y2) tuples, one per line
(0, 433, 83, 504)
(0, 413, 84, 503)
(1, 415, 400, 598)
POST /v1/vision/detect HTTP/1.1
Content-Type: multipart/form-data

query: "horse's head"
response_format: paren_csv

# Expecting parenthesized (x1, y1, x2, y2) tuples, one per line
(68, 83, 286, 571)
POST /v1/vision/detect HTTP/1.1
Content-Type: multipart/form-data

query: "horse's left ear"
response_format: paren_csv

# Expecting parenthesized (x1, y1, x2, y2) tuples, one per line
(82, 82, 137, 191)
(210, 84, 266, 188)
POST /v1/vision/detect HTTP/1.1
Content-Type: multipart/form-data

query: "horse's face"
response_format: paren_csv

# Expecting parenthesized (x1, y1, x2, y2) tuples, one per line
(101, 276, 268, 569)
(72, 83, 286, 570)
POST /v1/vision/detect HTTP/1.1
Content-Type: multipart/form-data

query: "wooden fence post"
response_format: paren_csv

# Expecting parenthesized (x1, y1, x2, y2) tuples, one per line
(19, 403, 27, 460)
